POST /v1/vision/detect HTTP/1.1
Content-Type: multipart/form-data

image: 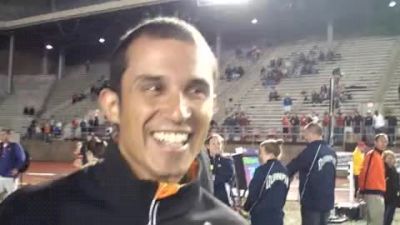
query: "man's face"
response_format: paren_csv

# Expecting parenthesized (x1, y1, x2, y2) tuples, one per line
(375, 136, 388, 151)
(115, 36, 214, 182)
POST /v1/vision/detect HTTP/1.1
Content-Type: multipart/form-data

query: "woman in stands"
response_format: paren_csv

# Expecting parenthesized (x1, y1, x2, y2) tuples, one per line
(205, 133, 234, 206)
(383, 150, 399, 225)
(243, 139, 289, 225)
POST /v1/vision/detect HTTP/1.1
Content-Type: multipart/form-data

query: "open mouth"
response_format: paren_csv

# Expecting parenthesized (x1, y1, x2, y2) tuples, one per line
(151, 131, 192, 151)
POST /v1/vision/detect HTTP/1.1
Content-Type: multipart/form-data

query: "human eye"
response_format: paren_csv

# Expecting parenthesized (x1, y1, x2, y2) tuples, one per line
(187, 80, 210, 99)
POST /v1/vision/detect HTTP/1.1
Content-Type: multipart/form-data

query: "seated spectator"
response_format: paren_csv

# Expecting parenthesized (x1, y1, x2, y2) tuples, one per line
(23, 107, 28, 115)
(269, 88, 280, 101)
(94, 115, 100, 128)
(319, 50, 325, 61)
(225, 65, 233, 81)
(28, 107, 35, 116)
(235, 48, 243, 58)
(237, 112, 250, 127)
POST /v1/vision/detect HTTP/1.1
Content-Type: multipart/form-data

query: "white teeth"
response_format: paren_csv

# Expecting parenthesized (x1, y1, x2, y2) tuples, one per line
(152, 132, 189, 144)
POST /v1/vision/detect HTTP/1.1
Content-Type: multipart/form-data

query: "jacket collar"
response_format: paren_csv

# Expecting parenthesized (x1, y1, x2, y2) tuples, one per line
(93, 141, 202, 218)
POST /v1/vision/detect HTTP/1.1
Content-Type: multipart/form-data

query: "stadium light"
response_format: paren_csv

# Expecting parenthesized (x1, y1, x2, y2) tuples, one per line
(45, 44, 53, 50)
(389, 0, 397, 7)
(98, 38, 105, 43)
(251, 18, 258, 24)
(197, 0, 250, 6)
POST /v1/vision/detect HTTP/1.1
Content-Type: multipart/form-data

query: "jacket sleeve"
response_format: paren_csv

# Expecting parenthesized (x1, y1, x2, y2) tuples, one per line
(287, 148, 310, 178)
(243, 167, 264, 211)
(12, 143, 26, 170)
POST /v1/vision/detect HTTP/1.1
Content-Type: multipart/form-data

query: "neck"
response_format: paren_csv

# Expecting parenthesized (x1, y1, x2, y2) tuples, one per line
(262, 155, 276, 164)
(308, 137, 322, 143)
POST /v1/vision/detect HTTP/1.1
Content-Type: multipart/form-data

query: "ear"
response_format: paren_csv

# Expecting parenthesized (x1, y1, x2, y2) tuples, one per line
(98, 88, 120, 124)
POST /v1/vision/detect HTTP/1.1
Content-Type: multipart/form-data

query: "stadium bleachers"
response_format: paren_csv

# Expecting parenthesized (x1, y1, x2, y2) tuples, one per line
(0, 75, 55, 133)
(383, 59, 400, 116)
(42, 62, 108, 122)
(216, 37, 398, 133)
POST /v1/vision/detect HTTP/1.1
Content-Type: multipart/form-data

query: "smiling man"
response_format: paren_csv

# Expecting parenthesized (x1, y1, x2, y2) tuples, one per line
(0, 18, 247, 225)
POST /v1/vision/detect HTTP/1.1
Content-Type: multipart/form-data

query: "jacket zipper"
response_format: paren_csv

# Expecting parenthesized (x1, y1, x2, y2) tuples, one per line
(147, 198, 160, 225)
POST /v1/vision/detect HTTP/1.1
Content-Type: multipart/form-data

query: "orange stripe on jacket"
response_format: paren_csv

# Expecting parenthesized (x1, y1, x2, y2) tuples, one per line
(155, 160, 199, 200)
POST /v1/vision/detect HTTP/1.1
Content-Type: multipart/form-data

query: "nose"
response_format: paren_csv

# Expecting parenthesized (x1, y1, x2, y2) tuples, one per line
(164, 92, 192, 123)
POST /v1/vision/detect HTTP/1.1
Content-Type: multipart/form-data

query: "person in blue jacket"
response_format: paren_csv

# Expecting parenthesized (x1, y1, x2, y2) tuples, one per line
(243, 139, 289, 225)
(0, 129, 26, 202)
(287, 123, 337, 225)
(206, 133, 234, 206)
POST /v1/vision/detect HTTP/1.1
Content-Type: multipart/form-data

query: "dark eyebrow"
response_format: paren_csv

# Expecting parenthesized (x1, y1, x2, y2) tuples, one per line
(130, 74, 163, 87)
(187, 78, 210, 91)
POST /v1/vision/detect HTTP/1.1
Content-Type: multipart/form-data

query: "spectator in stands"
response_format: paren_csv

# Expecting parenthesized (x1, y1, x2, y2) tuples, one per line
(386, 113, 397, 146)
(282, 113, 290, 141)
(283, 94, 293, 112)
(335, 112, 345, 144)
(364, 111, 374, 144)
(53, 120, 62, 138)
(94, 115, 100, 128)
(225, 98, 234, 116)
(43, 122, 52, 143)
(26, 120, 35, 139)
(223, 115, 238, 140)
(85, 60, 90, 74)
(373, 110, 385, 134)
(225, 65, 233, 81)
(353, 111, 363, 137)
(238, 112, 250, 127)
(71, 116, 79, 140)
(344, 113, 354, 141)
(269, 87, 279, 101)
(382, 150, 399, 225)
(23, 107, 28, 115)
(320, 84, 328, 101)
(300, 114, 308, 128)
(359, 133, 388, 225)
(29, 107, 35, 116)
(311, 91, 321, 104)
(318, 50, 325, 61)
(311, 112, 319, 124)
(352, 140, 366, 198)
(287, 123, 337, 225)
(322, 112, 330, 142)
(290, 113, 300, 143)
(301, 90, 309, 103)
(80, 120, 88, 137)
(0, 129, 26, 202)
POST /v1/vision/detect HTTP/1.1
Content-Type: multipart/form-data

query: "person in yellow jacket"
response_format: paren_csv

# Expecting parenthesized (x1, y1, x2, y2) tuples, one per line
(353, 140, 366, 198)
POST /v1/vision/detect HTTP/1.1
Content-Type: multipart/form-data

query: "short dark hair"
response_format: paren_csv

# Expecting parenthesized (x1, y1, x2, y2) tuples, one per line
(304, 122, 323, 136)
(109, 17, 218, 96)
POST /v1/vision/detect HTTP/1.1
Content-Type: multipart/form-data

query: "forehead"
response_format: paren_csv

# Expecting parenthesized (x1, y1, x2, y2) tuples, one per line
(376, 136, 388, 142)
(210, 136, 222, 143)
(124, 36, 215, 84)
